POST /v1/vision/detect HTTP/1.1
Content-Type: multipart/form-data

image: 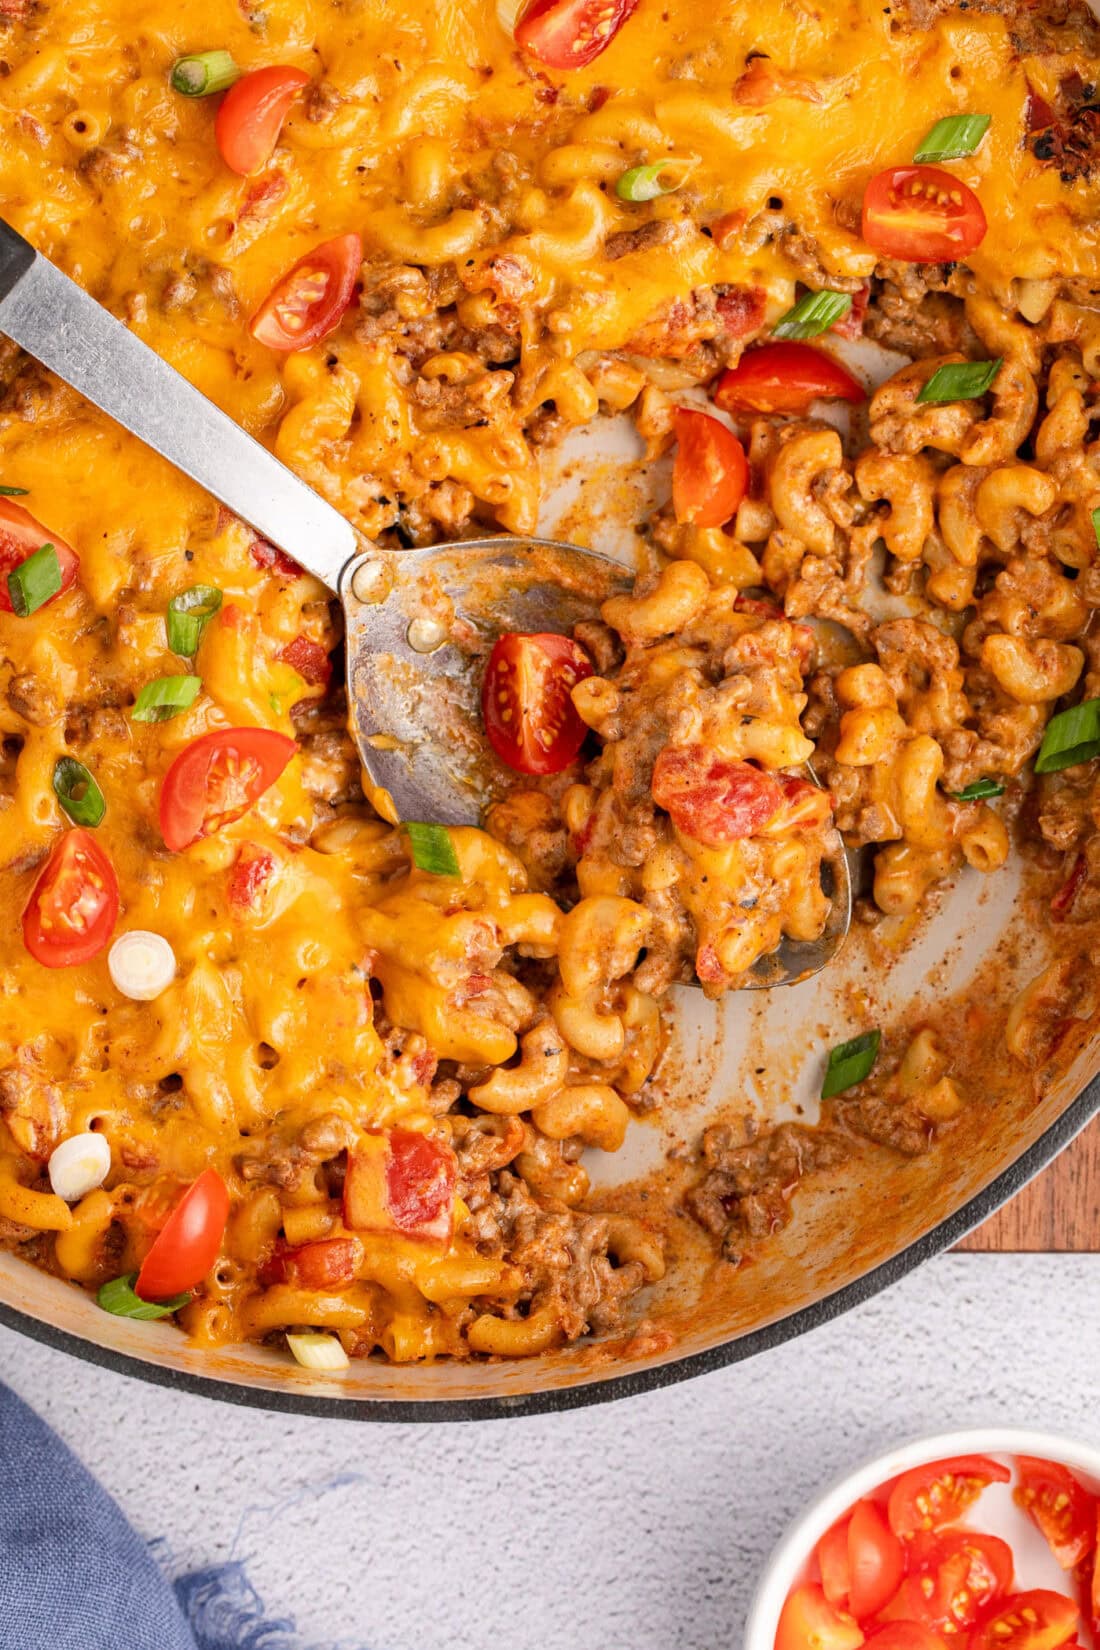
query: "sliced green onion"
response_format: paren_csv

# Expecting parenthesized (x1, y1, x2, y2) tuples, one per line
(917, 358, 1002, 404)
(0, 484, 28, 496)
(405, 821, 460, 876)
(821, 1029, 881, 1099)
(97, 1273, 191, 1320)
(131, 674, 202, 723)
(8, 543, 60, 617)
(286, 1331, 350, 1370)
(772, 290, 853, 341)
(1091, 505, 1100, 551)
(170, 50, 241, 97)
(951, 777, 1004, 801)
(1034, 699, 1100, 774)
(167, 584, 222, 658)
(615, 158, 695, 202)
(913, 113, 992, 163)
(53, 757, 106, 827)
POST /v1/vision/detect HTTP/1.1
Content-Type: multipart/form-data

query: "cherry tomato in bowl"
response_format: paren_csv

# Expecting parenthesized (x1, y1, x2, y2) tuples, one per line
(481, 632, 593, 775)
(0, 499, 80, 615)
(969, 1589, 1080, 1650)
(671, 407, 748, 529)
(22, 829, 119, 968)
(250, 234, 362, 353)
(215, 65, 309, 176)
(136, 1168, 230, 1300)
(861, 164, 987, 262)
(887, 1454, 1011, 1537)
(160, 727, 297, 852)
(775, 1585, 864, 1650)
(715, 343, 866, 416)
(514, 0, 639, 69)
(1015, 1459, 1097, 1570)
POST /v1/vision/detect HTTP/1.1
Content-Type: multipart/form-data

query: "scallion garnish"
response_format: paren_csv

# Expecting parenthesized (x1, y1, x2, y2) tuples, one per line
(167, 584, 222, 658)
(952, 778, 1004, 801)
(0, 484, 28, 496)
(913, 113, 991, 162)
(772, 290, 853, 341)
(917, 358, 1002, 404)
(615, 158, 695, 202)
(8, 543, 60, 616)
(821, 1029, 881, 1099)
(131, 674, 202, 723)
(170, 50, 241, 97)
(1091, 506, 1100, 551)
(97, 1274, 191, 1320)
(53, 757, 106, 828)
(1034, 700, 1100, 774)
(405, 822, 460, 876)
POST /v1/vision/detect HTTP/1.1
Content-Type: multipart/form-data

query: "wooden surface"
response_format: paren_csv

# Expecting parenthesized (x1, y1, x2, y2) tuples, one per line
(958, 1114, 1100, 1251)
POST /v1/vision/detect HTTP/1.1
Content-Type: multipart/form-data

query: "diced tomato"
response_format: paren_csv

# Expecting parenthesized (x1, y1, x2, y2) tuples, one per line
(861, 165, 987, 262)
(715, 343, 866, 416)
(767, 775, 833, 832)
(887, 1456, 1010, 1537)
(250, 233, 362, 353)
(882, 1531, 1013, 1636)
(775, 1584, 864, 1650)
(215, 65, 310, 176)
(280, 634, 332, 690)
(1051, 856, 1086, 922)
(651, 746, 783, 846)
(671, 407, 748, 528)
(343, 1129, 456, 1245)
(969, 1590, 1079, 1650)
(259, 1236, 359, 1290)
(715, 284, 768, 338)
(513, 0, 639, 70)
(733, 58, 822, 106)
(482, 631, 593, 775)
(228, 843, 276, 916)
(818, 1518, 854, 1609)
(22, 829, 119, 969)
(135, 1169, 230, 1299)
(848, 1501, 905, 1620)
(250, 537, 302, 578)
(1015, 1459, 1096, 1570)
(160, 728, 297, 852)
(0, 499, 80, 615)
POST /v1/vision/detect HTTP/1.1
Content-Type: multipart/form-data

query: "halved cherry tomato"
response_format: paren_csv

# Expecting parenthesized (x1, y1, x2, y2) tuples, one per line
(881, 1531, 1013, 1635)
(1015, 1459, 1097, 1570)
(864, 1629, 946, 1650)
(135, 1168, 230, 1299)
(861, 165, 987, 263)
(887, 1455, 1010, 1537)
(1087, 1506, 1100, 1639)
(22, 829, 119, 969)
(651, 747, 783, 846)
(0, 499, 80, 615)
(280, 634, 332, 689)
(259, 1236, 359, 1290)
(818, 1518, 854, 1609)
(250, 233, 362, 353)
(514, 0, 639, 69)
(671, 407, 748, 528)
(160, 728, 297, 852)
(344, 1129, 456, 1245)
(848, 1501, 905, 1620)
(775, 1584, 864, 1650)
(228, 843, 276, 916)
(715, 343, 865, 416)
(215, 65, 309, 177)
(969, 1590, 1079, 1650)
(482, 632, 593, 775)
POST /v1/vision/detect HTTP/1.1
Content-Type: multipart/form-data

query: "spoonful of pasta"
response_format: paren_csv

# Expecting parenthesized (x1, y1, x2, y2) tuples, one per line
(0, 218, 850, 990)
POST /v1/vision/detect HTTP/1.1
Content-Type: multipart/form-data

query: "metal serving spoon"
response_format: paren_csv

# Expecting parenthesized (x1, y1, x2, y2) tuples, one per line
(0, 219, 850, 986)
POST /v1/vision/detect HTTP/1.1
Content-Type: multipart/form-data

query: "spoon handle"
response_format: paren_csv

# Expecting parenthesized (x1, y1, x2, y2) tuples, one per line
(0, 218, 356, 590)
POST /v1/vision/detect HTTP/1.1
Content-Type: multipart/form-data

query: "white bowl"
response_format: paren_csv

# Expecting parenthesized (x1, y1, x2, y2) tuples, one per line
(744, 1427, 1100, 1650)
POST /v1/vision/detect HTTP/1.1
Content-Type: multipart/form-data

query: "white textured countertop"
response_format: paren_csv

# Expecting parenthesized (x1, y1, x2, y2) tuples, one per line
(2, 1253, 1093, 1650)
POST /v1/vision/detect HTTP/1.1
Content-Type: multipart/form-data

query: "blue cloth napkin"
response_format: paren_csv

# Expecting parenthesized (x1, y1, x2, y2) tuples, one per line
(0, 1382, 302, 1650)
